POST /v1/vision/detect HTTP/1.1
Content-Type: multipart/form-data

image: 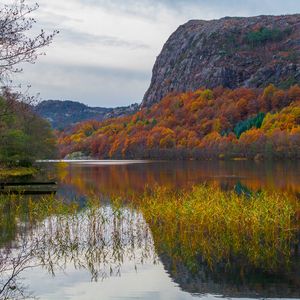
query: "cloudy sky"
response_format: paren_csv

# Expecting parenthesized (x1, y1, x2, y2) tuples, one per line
(11, 0, 300, 107)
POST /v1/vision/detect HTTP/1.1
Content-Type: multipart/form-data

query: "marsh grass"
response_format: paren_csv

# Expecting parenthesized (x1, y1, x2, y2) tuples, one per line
(0, 193, 79, 246)
(1, 183, 300, 282)
(0, 167, 37, 178)
(123, 185, 300, 273)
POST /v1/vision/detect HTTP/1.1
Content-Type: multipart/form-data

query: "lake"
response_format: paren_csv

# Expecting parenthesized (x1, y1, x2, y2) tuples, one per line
(1, 160, 300, 300)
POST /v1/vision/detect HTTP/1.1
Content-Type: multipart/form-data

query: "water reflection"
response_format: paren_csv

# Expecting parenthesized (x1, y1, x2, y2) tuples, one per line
(0, 196, 157, 299)
(54, 160, 300, 197)
(150, 217, 300, 298)
(1, 161, 300, 299)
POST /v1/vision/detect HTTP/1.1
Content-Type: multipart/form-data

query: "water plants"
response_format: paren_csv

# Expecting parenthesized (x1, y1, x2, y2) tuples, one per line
(0, 167, 37, 178)
(125, 184, 300, 273)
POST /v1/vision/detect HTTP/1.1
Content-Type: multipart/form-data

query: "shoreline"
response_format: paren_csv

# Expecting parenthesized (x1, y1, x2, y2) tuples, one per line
(0, 167, 37, 179)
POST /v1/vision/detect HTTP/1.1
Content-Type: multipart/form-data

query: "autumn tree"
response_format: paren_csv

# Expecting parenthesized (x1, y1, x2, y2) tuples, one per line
(57, 85, 300, 161)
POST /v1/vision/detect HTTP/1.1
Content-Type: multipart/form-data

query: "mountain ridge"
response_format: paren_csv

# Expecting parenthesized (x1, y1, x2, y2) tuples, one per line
(35, 100, 139, 129)
(142, 14, 300, 107)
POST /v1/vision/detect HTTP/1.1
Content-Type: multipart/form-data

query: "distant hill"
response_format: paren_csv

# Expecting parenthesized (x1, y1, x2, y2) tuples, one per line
(143, 14, 300, 107)
(35, 100, 139, 129)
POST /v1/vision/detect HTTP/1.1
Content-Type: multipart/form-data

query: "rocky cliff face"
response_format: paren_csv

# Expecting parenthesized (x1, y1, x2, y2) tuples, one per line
(142, 14, 300, 107)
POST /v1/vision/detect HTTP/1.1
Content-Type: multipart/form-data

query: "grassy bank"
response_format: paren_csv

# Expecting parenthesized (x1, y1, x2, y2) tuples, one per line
(122, 185, 300, 272)
(0, 167, 38, 178)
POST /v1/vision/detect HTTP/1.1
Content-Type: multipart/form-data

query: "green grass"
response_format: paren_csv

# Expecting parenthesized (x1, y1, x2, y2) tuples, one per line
(0, 167, 38, 178)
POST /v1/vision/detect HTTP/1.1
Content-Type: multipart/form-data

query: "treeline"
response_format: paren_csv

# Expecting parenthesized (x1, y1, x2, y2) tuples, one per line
(58, 85, 300, 160)
(0, 1, 58, 168)
(0, 89, 56, 166)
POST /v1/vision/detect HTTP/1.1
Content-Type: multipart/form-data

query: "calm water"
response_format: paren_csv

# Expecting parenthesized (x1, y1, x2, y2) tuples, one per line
(1, 160, 300, 299)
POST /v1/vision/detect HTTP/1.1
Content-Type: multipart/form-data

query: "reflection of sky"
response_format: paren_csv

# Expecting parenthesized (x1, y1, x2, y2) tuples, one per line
(13, 204, 198, 300)
(8, 205, 185, 300)
(3, 160, 300, 299)
(23, 261, 201, 300)
(2, 0, 298, 106)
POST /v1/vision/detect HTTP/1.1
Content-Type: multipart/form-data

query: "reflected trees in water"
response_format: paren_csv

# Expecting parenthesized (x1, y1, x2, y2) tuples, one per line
(0, 184, 300, 299)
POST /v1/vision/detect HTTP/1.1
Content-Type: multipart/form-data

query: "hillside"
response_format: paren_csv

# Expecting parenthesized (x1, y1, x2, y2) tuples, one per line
(58, 85, 300, 160)
(35, 100, 139, 129)
(142, 14, 300, 107)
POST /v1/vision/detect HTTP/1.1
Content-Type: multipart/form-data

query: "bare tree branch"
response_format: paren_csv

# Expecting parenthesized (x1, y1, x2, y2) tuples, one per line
(0, 0, 58, 80)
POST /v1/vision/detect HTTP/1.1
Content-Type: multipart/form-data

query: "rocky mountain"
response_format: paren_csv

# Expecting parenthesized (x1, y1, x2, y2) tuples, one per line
(35, 100, 139, 129)
(142, 14, 300, 107)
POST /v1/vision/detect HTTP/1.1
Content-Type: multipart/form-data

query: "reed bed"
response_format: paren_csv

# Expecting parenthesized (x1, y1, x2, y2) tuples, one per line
(0, 194, 79, 246)
(126, 185, 300, 272)
(1, 185, 299, 274)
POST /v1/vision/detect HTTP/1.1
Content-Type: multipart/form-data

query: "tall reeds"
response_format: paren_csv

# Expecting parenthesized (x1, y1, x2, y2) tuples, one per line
(126, 185, 300, 272)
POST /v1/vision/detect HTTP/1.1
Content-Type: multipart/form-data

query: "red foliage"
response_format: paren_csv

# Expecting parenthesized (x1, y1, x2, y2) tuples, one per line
(58, 85, 300, 160)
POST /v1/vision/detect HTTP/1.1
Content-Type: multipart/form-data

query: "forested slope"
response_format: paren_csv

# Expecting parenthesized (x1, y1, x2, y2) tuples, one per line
(58, 85, 300, 160)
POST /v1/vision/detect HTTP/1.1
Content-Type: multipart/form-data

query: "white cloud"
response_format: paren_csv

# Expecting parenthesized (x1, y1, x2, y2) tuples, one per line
(9, 0, 300, 106)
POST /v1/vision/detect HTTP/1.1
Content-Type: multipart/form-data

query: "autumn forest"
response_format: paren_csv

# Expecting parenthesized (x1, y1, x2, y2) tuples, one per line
(58, 84, 300, 160)
(1, 1, 300, 299)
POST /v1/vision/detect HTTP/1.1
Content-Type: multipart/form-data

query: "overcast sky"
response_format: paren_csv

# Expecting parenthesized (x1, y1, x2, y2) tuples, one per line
(11, 0, 300, 107)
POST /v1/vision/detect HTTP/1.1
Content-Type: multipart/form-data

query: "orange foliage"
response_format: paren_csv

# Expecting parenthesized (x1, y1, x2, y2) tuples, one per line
(58, 85, 300, 160)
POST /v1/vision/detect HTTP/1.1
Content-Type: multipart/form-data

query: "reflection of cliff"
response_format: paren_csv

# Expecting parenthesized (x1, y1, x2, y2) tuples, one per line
(151, 220, 300, 298)
(50, 160, 300, 298)
(2, 187, 300, 299)
(138, 182, 300, 298)
(149, 222, 300, 298)
(159, 253, 300, 298)
(56, 161, 300, 197)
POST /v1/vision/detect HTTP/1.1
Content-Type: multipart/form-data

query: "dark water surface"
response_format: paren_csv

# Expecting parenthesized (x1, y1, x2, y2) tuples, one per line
(1, 160, 300, 299)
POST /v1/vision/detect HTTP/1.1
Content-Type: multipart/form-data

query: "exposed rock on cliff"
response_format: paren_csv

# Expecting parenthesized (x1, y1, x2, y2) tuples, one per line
(142, 15, 300, 107)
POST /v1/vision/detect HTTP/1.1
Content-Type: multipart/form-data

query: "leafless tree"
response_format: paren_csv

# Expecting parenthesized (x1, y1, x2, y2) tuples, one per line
(0, 0, 58, 80)
(0, 241, 39, 299)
